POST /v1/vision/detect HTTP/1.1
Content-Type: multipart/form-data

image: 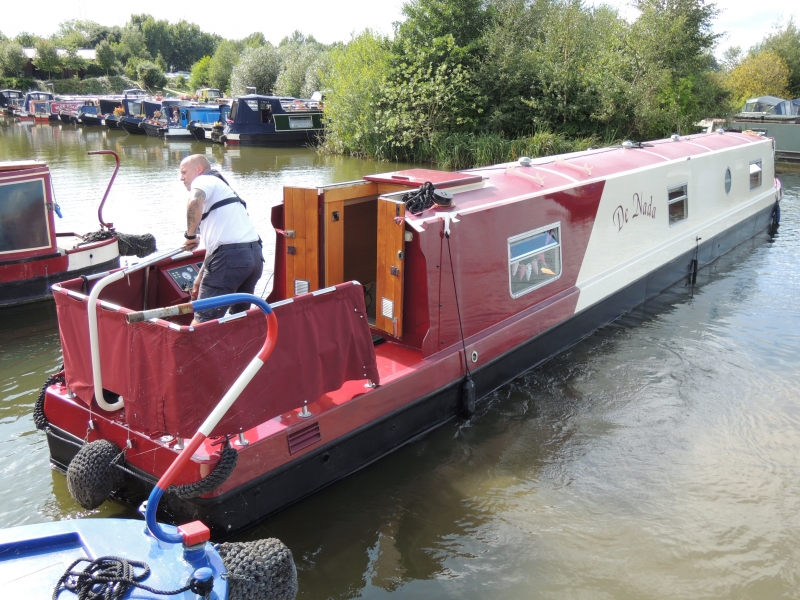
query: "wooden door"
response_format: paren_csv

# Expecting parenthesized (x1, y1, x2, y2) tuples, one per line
(283, 186, 319, 297)
(375, 198, 405, 338)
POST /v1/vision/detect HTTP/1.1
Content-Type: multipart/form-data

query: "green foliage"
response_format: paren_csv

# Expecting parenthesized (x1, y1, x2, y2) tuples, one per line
(50, 74, 138, 94)
(380, 35, 479, 154)
(0, 76, 36, 91)
(207, 40, 242, 94)
(0, 41, 27, 77)
(114, 27, 150, 65)
(189, 56, 212, 91)
(15, 32, 39, 47)
(136, 60, 166, 90)
(753, 18, 800, 97)
(275, 36, 328, 98)
(34, 38, 61, 79)
(725, 51, 790, 106)
(95, 40, 118, 75)
(167, 20, 220, 71)
(321, 30, 390, 156)
(241, 33, 266, 48)
(54, 20, 110, 48)
(230, 44, 281, 96)
(62, 45, 87, 73)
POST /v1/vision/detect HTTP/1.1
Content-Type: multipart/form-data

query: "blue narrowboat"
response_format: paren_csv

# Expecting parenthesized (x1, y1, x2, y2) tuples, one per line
(115, 89, 149, 134)
(141, 103, 227, 140)
(213, 94, 323, 146)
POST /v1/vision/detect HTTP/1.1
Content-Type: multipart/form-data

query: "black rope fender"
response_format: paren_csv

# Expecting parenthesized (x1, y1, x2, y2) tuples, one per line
(34, 370, 65, 431)
(218, 538, 298, 600)
(53, 555, 214, 600)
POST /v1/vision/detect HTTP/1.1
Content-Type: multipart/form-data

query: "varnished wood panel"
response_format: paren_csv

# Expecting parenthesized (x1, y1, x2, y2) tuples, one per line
(375, 199, 405, 337)
(283, 187, 319, 296)
(324, 199, 344, 286)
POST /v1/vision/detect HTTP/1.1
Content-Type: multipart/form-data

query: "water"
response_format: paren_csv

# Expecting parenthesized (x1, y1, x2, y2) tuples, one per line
(2, 120, 800, 599)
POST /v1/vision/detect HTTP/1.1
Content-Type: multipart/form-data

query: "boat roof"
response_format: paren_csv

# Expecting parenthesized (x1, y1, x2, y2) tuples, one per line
(745, 95, 786, 105)
(381, 131, 769, 225)
(0, 161, 46, 172)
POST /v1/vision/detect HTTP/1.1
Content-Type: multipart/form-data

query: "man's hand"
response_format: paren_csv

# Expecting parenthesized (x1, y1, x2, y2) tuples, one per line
(191, 266, 204, 300)
(182, 237, 199, 251)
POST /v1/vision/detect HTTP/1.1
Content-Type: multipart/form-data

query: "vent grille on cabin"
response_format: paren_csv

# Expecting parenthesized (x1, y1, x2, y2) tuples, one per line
(287, 421, 321, 454)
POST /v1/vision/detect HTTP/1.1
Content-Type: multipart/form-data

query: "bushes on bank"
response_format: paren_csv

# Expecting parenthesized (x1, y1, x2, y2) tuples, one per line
(49, 75, 138, 94)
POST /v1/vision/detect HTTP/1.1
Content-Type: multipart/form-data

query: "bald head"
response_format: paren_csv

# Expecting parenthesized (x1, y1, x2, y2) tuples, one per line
(179, 154, 212, 190)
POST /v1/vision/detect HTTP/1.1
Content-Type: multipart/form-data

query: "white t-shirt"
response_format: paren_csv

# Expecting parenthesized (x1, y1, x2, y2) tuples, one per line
(192, 173, 258, 257)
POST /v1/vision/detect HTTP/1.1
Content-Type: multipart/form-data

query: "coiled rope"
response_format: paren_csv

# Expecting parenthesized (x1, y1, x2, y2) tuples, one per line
(402, 182, 437, 215)
(34, 370, 64, 431)
(52, 556, 213, 600)
(82, 230, 158, 258)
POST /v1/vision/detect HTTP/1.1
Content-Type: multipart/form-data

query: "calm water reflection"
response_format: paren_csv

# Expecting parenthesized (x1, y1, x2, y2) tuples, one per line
(1, 119, 800, 599)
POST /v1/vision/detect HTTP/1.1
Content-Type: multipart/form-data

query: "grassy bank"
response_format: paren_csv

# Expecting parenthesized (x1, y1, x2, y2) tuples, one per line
(320, 130, 601, 170)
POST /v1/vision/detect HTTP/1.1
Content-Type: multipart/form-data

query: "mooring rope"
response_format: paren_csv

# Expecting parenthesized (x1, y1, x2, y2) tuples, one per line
(52, 556, 213, 600)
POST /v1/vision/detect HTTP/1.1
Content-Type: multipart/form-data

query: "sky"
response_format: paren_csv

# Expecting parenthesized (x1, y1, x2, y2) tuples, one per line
(0, 0, 794, 59)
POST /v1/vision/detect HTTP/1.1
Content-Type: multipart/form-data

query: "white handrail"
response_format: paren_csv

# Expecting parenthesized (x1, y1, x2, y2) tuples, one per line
(87, 270, 125, 411)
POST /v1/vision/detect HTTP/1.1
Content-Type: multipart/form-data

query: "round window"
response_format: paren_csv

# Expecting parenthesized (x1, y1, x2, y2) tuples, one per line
(724, 168, 732, 194)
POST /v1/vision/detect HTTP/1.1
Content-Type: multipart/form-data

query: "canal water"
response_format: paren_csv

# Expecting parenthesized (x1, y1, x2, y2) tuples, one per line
(1, 120, 799, 599)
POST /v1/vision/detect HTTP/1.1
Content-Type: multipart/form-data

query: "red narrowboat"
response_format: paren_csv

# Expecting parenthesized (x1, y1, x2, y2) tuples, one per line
(0, 159, 120, 308)
(41, 131, 781, 538)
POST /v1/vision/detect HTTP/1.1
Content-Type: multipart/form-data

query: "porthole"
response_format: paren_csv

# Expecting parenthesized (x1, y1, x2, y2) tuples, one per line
(724, 168, 732, 195)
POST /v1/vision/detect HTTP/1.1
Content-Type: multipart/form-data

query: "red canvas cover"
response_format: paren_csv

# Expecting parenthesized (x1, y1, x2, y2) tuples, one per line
(54, 282, 379, 437)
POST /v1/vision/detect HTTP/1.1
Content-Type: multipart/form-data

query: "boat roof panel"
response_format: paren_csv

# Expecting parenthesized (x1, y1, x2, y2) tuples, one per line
(398, 132, 770, 221)
(0, 161, 46, 172)
(365, 169, 482, 187)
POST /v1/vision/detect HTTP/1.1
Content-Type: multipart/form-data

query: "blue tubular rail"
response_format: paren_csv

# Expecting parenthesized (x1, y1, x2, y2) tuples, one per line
(132, 294, 277, 545)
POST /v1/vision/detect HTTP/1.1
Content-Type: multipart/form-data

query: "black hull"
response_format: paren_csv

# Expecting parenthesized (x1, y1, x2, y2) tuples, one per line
(120, 118, 145, 135)
(187, 126, 208, 141)
(79, 115, 104, 126)
(0, 257, 120, 309)
(140, 122, 165, 137)
(105, 117, 122, 129)
(221, 130, 320, 147)
(45, 202, 777, 538)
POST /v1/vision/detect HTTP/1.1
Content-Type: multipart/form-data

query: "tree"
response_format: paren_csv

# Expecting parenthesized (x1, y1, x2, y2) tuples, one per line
(34, 38, 61, 79)
(230, 44, 281, 96)
(15, 32, 39, 47)
(114, 27, 150, 64)
(725, 51, 791, 105)
(241, 32, 266, 48)
(0, 41, 28, 77)
(753, 18, 800, 96)
(275, 38, 327, 97)
(207, 40, 242, 93)
(168, 20, 219, 71)
(95, 40, 117, 74)
(189, 56, 212, 91)
(137, 60, 166, 90)
(321, 30, 390, 156)
(62, 45, 87, 74)
(55, 20, 110, 48)
(141, 17, 173, 67)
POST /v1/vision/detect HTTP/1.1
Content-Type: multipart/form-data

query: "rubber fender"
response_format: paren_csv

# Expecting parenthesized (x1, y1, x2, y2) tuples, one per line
(462, 377, 476, 418)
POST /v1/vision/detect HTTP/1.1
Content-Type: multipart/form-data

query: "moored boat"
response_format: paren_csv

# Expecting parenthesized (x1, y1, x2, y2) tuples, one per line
(0, 89, 24, 116)
(40, 131, 781, 538)
(213, 94, 323, 146)
(0, 156, 121, 308)
(729, 95, 800, 164)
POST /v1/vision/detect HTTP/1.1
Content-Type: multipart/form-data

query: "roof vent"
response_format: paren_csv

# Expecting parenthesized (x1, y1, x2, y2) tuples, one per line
(519, 156, 532, 166)
(432, 189, 454, 209)
(717, 128, 725, 134)
(622, 140, 634, 149)
(671, 134, 680, 141)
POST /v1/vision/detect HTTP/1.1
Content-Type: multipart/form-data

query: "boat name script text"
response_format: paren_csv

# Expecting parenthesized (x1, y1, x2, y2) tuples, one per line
(613, 192, 657, 232)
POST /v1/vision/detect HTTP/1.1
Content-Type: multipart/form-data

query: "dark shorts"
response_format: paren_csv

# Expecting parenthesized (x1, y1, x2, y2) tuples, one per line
(195, 242, 264, 322)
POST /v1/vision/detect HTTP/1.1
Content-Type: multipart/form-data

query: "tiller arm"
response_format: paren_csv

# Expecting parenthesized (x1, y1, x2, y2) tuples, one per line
(126, 294, 278, 544)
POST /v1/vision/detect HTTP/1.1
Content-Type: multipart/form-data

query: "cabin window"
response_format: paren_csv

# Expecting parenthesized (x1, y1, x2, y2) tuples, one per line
(0, 179, 50, 254)
(724, 168, 732, 194)
(508, 224, 562, 298)
(229, 101, 238, 121)
(750, 160, 762, 190)
(244, 99, 259, 111)
(668, 184, 688, 225)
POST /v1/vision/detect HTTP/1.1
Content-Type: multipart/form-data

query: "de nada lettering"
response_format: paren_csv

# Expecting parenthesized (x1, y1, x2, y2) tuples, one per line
(613, 192, 657, 232)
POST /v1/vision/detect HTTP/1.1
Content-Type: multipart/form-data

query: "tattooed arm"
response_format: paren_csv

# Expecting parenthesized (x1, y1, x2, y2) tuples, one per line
(183, 187, 206, 250)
